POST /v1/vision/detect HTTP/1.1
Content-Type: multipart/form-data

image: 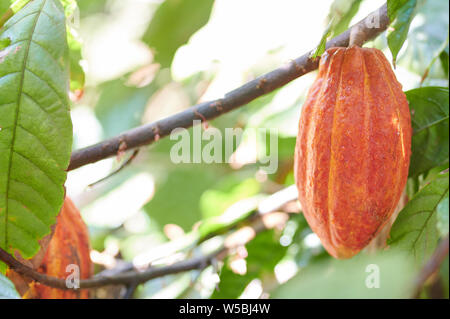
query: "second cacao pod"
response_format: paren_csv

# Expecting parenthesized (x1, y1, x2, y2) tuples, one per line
(294, 45, 412, 259)
(30, 197, 92, 298)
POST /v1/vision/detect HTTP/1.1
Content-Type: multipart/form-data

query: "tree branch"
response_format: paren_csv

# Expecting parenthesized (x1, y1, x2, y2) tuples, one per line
(413, 235, 449, 298)
(1, 185, 298, 290)
(68, 3, 389, 171)
(0, 245, 225, 290)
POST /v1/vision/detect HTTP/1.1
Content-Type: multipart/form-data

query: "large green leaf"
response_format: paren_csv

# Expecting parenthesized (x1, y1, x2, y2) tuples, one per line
(388, 173, 449, 265)
(0, 272, 19, 299)
(0, 0, 72, 258)
(142, 0, 214, 68)
(387, 0, 418, 66)
(406, 87, 449, 177)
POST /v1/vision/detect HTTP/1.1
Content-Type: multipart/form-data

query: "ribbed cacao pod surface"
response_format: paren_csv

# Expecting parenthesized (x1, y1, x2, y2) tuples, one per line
(294, 45, 412, 259)
(32, 197, 92, 298)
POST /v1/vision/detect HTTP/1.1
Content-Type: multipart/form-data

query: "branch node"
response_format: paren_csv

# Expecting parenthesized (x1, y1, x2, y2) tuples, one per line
(152, 125, 161, 141)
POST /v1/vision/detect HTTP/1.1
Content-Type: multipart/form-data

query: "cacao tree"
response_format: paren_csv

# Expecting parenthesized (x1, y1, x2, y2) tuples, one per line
(0, 0, 448, 300)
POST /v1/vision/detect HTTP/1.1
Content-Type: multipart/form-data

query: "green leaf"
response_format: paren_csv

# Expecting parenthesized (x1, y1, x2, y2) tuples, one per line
(387, 0, 409, 20)
(388, 173, 449, 265)
(396, 0, 448, 80)
(142, 0, 214, 68)
(311, 21, 332, 59)
(406, 87, 449, 177)
(272, 251, 416, 298)
(0, 0, 73, 258)
(0, 272, 20, 299)
(387, 0, 417, 66)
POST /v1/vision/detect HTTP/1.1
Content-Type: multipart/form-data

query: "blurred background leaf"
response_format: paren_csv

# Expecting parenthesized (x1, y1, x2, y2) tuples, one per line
(142, 0, 214, 68)
(326, 0, 363, 37)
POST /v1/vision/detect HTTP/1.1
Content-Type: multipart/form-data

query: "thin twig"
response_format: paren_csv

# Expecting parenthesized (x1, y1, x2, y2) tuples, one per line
(122, 281, 139, 299)
(413, 235, 449, 298)
(87, 149, 139, 188)
(68, 3, 389, 171)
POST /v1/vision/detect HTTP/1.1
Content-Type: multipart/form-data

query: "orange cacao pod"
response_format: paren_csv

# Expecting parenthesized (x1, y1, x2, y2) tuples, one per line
(32, 197, 92, 298)
(294, 46, 412, 259)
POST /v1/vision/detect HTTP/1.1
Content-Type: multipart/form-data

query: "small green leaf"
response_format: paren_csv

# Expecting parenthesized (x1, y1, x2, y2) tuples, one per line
(387, 0, 417, 66)
(142, 0, 214, 68)
(389, 173, 449, 265)
(0, 0, 73, 258)
(311, 21, 332, 59)
(0, 272, 20, 299)
(406, 87, 449, 177)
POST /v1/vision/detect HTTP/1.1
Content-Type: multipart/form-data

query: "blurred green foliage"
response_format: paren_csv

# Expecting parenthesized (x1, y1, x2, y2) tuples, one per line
(272, 250, 417, 298)
(142, 0, 214, 68)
